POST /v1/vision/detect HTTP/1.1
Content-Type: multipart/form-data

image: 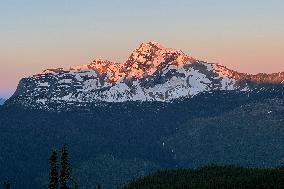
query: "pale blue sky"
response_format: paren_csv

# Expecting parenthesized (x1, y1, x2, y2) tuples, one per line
(0, 0, 284, 97)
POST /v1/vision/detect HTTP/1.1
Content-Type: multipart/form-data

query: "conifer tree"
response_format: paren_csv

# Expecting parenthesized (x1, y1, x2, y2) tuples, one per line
(74, 182, 79, 189)
(48, 149, 59, 189)
(3, 179, 11, 189)
(60, 144, 72, 189)
(280, 166, 284, 189)
(97, 183, 101, 189)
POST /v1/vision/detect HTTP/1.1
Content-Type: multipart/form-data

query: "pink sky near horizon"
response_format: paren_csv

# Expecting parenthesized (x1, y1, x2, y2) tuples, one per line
(0, 0, 283, 98)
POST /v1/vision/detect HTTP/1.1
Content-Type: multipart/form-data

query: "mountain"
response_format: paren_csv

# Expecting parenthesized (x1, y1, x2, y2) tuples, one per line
(1, 42, 284, 189)
(6, 42, 284, 110)
(0, 98, 6, 105)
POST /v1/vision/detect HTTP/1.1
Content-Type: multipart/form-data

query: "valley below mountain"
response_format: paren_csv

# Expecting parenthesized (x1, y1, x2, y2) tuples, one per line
(1, 88, 284, 188)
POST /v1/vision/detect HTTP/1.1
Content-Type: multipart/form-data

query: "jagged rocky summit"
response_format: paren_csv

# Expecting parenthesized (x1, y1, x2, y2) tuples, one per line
(7, 42, 284, 109)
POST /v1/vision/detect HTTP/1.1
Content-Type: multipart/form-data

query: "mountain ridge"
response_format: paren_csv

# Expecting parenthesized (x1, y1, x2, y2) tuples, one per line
(6, 42, 284, 110)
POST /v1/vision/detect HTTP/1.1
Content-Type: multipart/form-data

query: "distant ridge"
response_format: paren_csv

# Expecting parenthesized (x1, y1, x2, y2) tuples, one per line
(0, 98, 6, 105)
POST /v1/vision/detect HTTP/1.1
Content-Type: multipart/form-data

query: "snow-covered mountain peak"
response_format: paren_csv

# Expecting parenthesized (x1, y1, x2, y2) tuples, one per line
(7, 42, 284, 110)
(66, 42, 196, 81)
(138, 41, 163, 49)
(125, 42, 195, 79)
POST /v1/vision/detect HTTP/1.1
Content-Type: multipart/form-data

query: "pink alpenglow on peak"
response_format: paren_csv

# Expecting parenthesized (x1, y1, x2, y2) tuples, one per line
(66, 42, 196, 82)
(88, 59, 125, 82)
(125, 42, 195, 79)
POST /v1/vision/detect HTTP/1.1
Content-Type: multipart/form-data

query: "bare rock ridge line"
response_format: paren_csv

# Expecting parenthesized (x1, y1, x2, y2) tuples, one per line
(7, 42, 284, 109)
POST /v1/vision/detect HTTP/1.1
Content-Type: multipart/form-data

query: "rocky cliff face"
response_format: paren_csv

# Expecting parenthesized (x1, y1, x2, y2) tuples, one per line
(7, 42, 284, 110)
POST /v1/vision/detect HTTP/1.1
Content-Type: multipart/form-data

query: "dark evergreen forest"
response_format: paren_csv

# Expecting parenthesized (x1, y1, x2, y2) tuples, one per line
(0, 86, 284, 188)
(122, 165, 284, 189)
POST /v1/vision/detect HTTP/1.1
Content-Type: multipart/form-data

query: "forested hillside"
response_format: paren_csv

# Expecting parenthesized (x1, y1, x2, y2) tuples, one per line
(0, 87, 284, 188)
(122, 166, 284, 189)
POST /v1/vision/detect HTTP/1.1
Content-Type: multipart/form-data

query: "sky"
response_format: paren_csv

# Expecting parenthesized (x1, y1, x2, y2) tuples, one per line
(0, 0, 283, 98)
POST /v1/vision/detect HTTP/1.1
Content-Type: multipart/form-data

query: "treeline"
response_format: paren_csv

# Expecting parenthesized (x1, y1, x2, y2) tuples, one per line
(122, 165, 284, 189)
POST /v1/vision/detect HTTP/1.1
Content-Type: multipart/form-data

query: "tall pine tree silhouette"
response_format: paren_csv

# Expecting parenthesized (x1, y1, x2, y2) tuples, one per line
(280, 166, 284, 189)
(48, 149, 59, 189)
(60, 144, 72, 189)
(74, 182, 79, 189)
(3, 179, 11, 189)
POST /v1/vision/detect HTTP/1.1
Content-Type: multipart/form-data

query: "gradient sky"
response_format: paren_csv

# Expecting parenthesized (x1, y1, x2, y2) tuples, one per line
(0, 0, 283, 98)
